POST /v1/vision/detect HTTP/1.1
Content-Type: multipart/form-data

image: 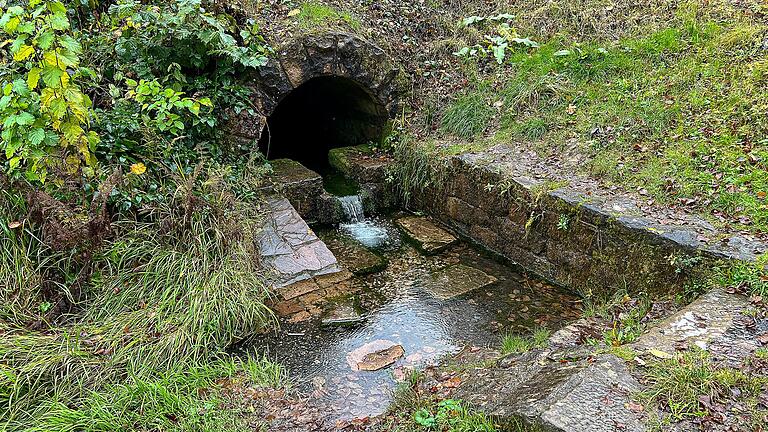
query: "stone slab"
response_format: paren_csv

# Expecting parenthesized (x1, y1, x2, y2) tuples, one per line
(321, 297, 365, 326)
(396, 216, 457, 254)
(258, 197, 341, 288)
(423, 264, 497, 300)
(630, 288, 752, 359)
(320, 232, 387, 276)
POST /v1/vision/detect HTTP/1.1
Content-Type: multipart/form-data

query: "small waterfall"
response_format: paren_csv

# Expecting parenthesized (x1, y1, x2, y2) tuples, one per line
(339, 195, 365, 223)
(337, 194, 391, 248)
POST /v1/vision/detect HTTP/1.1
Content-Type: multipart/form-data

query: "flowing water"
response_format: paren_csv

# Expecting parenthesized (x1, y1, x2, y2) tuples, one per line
(337, 195, 392, 249)
(242, 202, 581, 422)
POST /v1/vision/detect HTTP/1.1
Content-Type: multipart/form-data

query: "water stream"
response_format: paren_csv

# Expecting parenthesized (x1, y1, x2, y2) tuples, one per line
(242, 198, 580, 422)
(337, 195, 392, 249)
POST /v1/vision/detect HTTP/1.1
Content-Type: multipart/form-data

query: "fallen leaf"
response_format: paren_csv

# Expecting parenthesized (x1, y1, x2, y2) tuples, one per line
(8, 221, 21, 229)
(288, 8, 300, 17)
(443, 376, 462, 388)
(757, 333, 768, 345)
(649, 349, 674, 359)
(626, 401, 644, 413)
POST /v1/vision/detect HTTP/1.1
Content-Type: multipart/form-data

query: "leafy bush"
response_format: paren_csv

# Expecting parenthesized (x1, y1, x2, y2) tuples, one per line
(0, 0, 99, 182)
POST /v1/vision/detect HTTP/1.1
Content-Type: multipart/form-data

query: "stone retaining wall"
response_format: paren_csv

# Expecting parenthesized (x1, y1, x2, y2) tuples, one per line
(406, 148, 761, 296)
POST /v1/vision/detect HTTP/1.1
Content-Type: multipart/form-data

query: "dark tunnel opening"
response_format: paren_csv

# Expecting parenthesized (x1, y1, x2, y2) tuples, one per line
(258, 76, 388, 172)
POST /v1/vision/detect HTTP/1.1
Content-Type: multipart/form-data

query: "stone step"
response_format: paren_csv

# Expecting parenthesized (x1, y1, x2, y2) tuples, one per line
(258, 197, 341, 288)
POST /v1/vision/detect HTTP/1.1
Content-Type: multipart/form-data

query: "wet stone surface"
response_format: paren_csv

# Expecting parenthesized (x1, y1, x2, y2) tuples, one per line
(258, 197, 341, 288)
(396, 216, 457, 254)
(243, 218, 581, 424)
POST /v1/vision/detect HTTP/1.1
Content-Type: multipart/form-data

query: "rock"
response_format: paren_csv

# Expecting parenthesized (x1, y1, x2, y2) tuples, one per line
(346, 340, 404, 371)
(630, 288, 753, 362)
(396, 216, 457, 254)
(258, 197, 341, 288)
(321, 231, 387, 275)
(455, 350, 645, 432)
(328, 145, 392, 184)
(423, 264, 497, 300)
(321, 297, 365, 327)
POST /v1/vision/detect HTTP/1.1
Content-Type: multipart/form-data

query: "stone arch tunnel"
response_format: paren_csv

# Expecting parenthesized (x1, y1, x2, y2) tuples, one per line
(234, 32, 403, 172)
(257, 75, 388, 172)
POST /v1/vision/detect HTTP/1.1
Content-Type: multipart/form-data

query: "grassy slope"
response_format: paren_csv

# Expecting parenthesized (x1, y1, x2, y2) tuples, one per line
(434, 0, 768, 233)
(0, 168, 280, 431)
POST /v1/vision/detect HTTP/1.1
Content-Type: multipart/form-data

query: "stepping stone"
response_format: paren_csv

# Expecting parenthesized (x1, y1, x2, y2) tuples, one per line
(346, 340, 404, 371)
(423, 264, 497, 300)
(321, 297, 365, 327)
(320, 232, 387, 275)
(396, 216, 457, 254)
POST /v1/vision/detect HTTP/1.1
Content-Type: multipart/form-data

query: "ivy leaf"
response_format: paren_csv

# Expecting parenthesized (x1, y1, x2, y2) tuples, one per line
(13, 44, 35, 61)
(27, 67, 41, 89)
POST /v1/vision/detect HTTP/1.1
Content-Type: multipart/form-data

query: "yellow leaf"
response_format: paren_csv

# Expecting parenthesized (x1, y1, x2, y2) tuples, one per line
(649, 349, 674, 360)
(27, 67, 41, 89)
(13, 45, 34, 61)
(287, 8, 300, 17)
(130, 162, 147, 175)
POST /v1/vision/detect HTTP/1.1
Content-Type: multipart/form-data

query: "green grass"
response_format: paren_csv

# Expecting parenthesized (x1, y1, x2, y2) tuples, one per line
(639, 348, 768, 425)
(296, 1, 360, 30)
(26, 357, 283, 432)
(441, 85, 495, 139)
(386, 373, 499, 431)
(440, 2, 768, 232)
(581, 290, 653, 346)
(501, 327, 551, 355)
(0, 167, 281, 431)
(385, 369, 543, 431)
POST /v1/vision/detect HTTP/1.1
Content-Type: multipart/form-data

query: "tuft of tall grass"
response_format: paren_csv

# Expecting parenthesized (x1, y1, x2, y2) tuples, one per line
(27, 356, 284, 432)
(501, 327, 551, 355)
(640, 348, 767, 423)
(0, 165, 281, 431)
(389, 137, 451, 207)
(441, 87, 494, 139)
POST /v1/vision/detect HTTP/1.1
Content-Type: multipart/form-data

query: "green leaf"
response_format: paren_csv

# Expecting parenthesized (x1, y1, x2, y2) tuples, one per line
(36, 31, 54, 50)
(49, 13, 69, 31)
(13, 44, 35, 61)
(4, 17, 20, 33)
(9, 156, 21, 170)
(29, 128, 45, 145)
(16, 21, 35, 34)
(59, 35, 81, 54)
(48, 97, 68, 119)
(48, 1, 68, 15)
(16, 112, 35, 126)
(12, 79, 29, 96)
(41, 66, 64, 89)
